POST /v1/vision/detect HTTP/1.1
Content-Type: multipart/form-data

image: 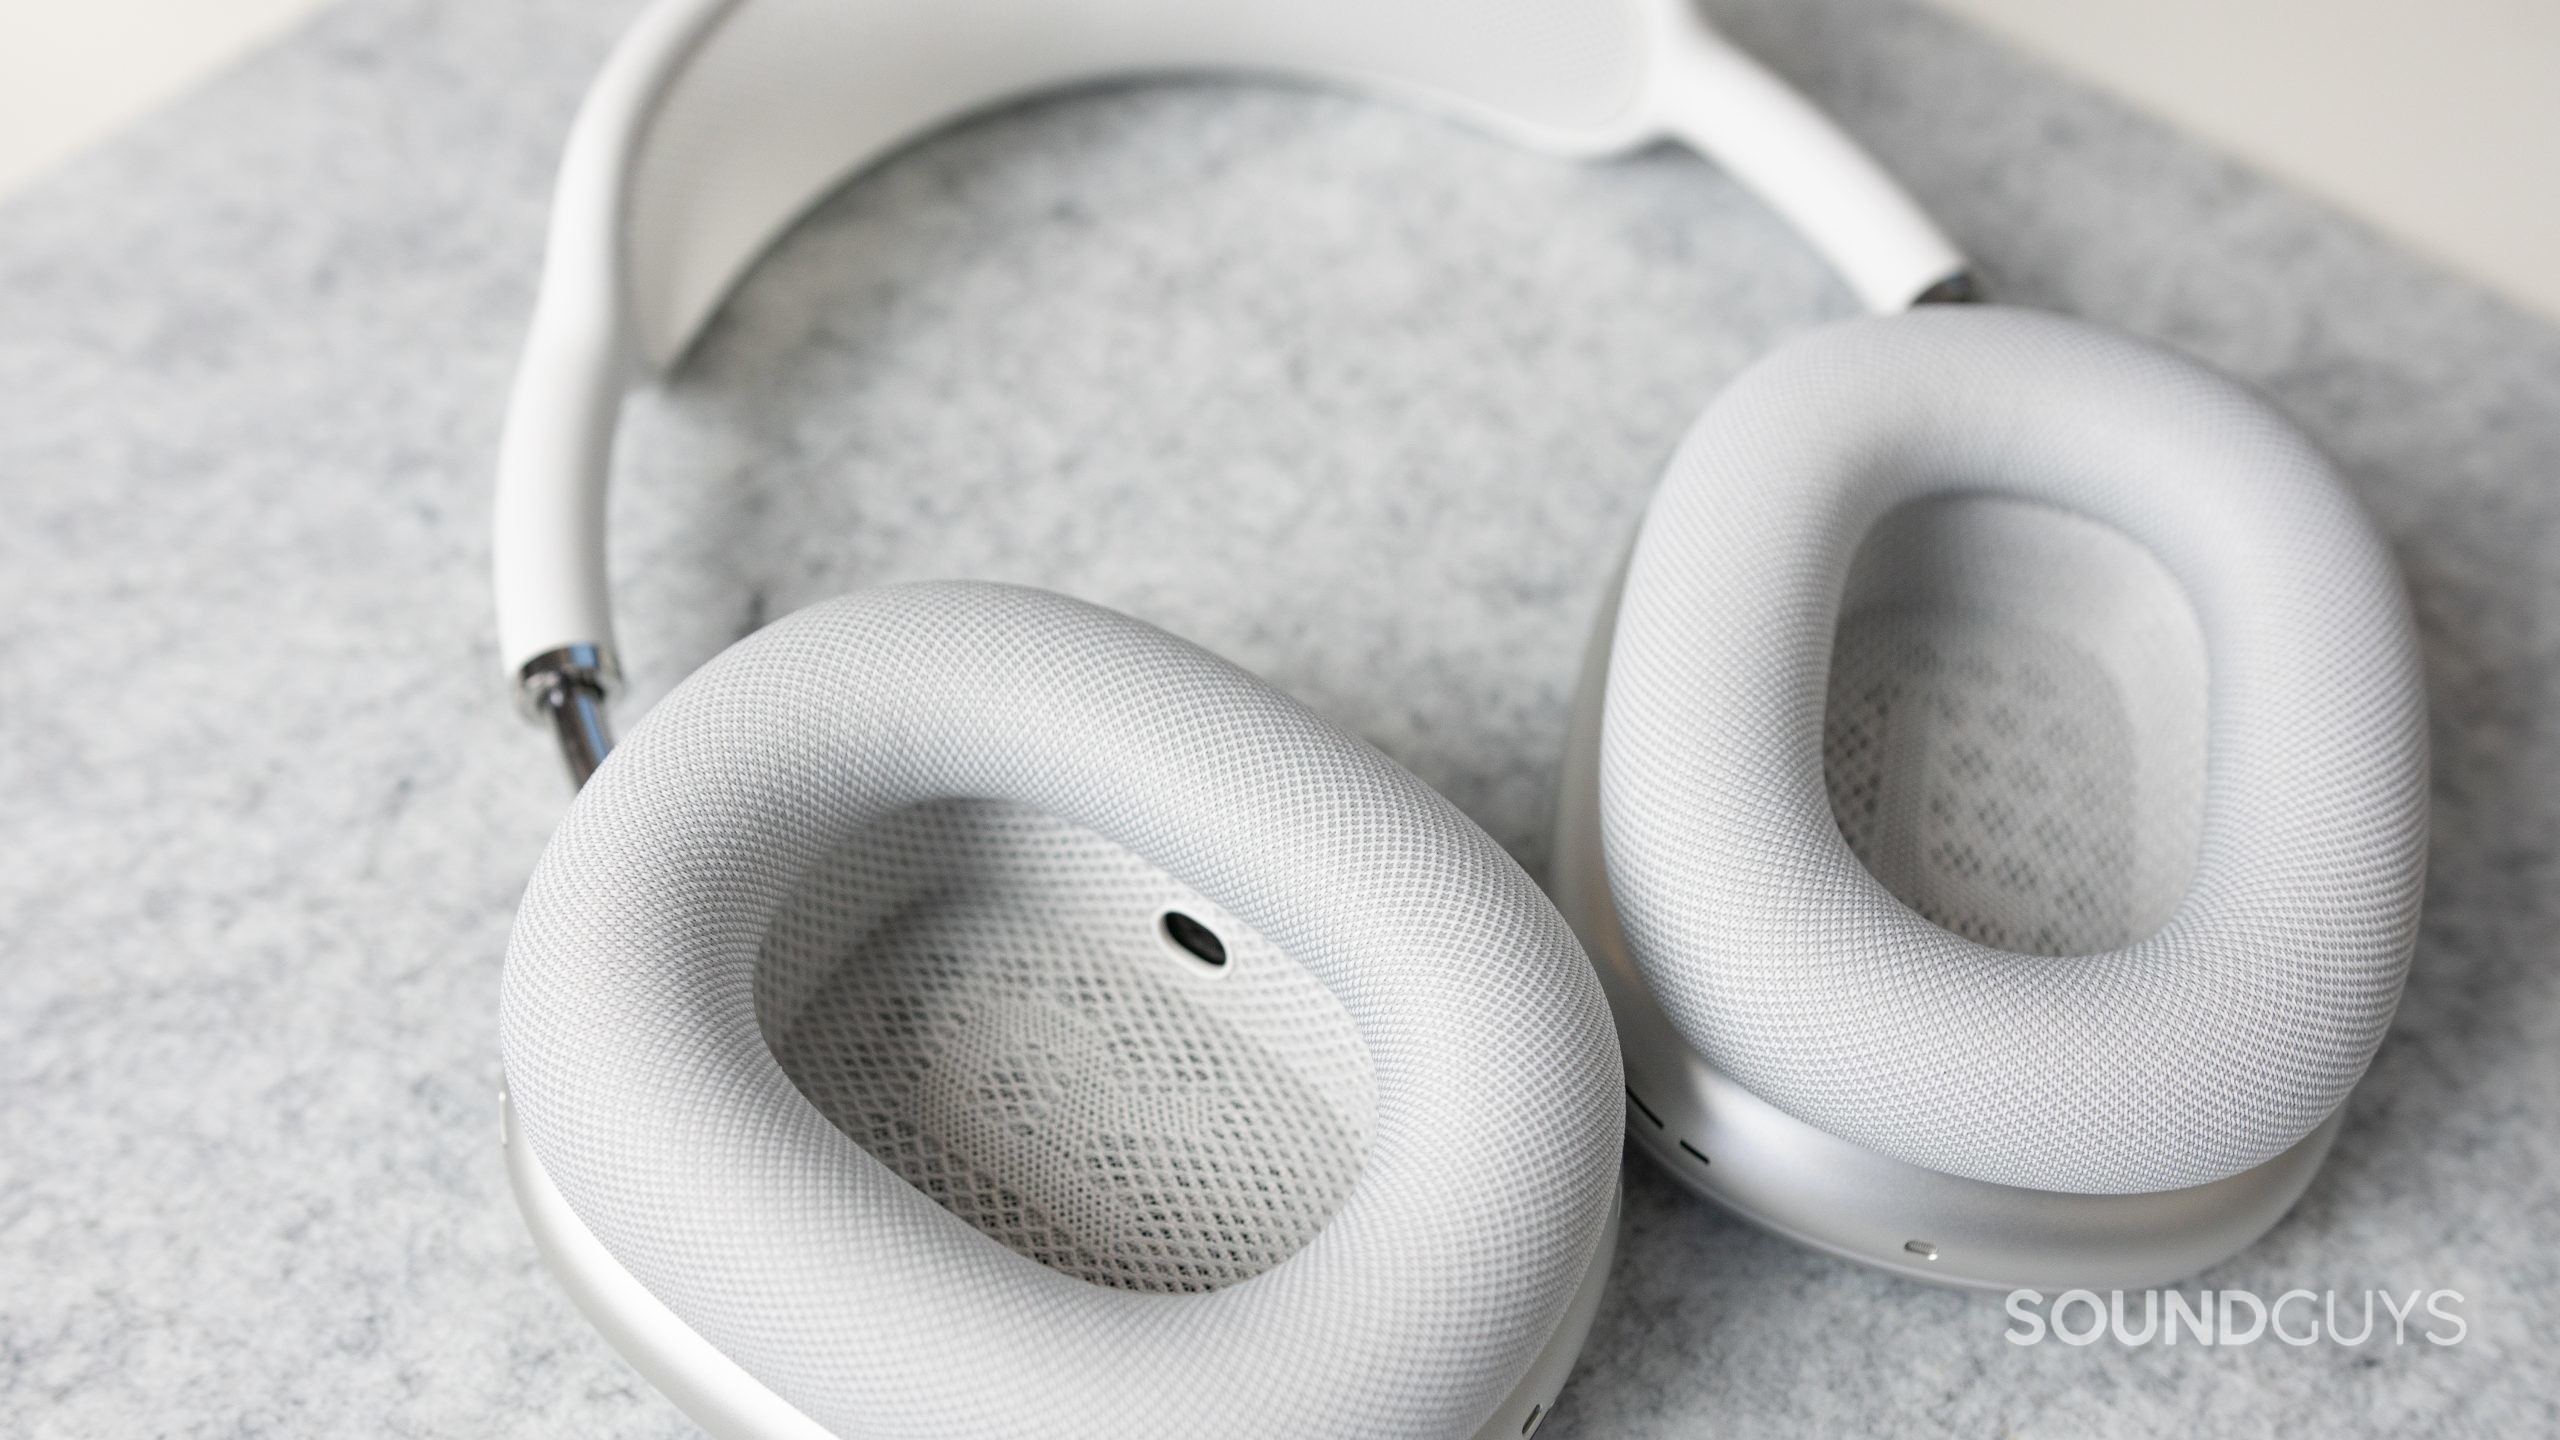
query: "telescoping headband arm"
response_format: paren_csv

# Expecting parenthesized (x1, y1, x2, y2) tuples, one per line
(495, 0, 1973, 786)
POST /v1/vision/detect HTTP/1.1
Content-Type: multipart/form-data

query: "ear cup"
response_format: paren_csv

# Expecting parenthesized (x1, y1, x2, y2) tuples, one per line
(502, 582, 1621, 1439)
(1565, 308, 2425, 1280)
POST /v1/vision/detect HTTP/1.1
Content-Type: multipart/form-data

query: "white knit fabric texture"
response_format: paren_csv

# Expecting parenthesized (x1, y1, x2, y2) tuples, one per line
(1821, 492, 2211, 956)
(502, 582, 1622, 1438)
(1602, 308, 2428, 1196)
(758, 797, 1376, 1294)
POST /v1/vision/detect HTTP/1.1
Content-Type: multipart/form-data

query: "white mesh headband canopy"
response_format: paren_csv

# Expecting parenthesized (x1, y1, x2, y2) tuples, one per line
(1601, 309, 2430, 1196)
(491, 0, 1969, 688)
(501, 583, 1625, 1434)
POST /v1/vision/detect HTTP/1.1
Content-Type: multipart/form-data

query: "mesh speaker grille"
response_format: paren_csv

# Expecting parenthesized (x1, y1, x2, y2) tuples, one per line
(759, 798, 1375, 1294)
(1602, 309, 2428, 1195)
(1822, 494, 2209, 957)
(1827, 613, 2143, 955)
(502, 582, 1622, 1438)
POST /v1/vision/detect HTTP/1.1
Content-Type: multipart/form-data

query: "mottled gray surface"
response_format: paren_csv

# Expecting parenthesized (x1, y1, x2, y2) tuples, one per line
(2, 0, 2554, 1436)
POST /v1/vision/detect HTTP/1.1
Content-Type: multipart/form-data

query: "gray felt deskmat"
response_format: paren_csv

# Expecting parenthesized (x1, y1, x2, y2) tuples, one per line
(1, 0, 2553, 1435)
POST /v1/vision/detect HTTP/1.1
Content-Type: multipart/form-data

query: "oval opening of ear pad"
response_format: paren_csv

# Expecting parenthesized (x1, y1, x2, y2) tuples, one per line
(502, 581, 1621, 1437)
(1601, 307, 2427, 1196)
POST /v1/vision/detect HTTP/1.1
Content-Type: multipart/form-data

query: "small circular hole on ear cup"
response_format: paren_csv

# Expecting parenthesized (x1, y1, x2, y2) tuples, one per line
(1160, 910, 1228, 968)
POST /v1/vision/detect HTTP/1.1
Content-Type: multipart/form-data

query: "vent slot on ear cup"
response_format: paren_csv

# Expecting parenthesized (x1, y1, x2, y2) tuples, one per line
(1822, 494, 2210, 957)
(755, 798, 1377, 1294)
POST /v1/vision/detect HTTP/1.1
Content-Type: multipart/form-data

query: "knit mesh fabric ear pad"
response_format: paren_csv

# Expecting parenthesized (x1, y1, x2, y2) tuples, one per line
(501, 582, 1622, 1438)
(757, 798, 1376, 1294)
(1602, 307, 2427, 1196)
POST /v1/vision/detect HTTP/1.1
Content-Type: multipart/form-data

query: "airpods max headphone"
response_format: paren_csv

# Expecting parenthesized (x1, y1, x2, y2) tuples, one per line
(495, 0, 2428, 1434)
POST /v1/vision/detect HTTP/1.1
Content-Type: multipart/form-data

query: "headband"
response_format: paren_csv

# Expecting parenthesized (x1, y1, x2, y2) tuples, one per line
(494, 0, 1969, 779)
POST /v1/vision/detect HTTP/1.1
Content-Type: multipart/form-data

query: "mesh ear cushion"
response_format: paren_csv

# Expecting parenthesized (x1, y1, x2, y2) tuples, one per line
(755, 795, 1384, 1297)
(501, 582, 1621, 1439)
(1601, 308, 2427, 1196)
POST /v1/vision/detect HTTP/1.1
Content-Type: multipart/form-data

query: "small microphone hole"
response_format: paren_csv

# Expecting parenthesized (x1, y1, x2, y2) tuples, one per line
(1904, 1240, 1939, 1261)
(1161, 911, 1227, 968)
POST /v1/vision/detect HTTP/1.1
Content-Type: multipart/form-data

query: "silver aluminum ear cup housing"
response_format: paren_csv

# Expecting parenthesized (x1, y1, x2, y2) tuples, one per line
(1556, 308, 2428, 1290)
(503, 583, 1624, 1439)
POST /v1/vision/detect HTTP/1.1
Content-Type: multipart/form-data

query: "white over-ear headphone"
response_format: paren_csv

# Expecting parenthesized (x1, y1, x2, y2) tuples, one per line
(494, 0, 2426, 1434)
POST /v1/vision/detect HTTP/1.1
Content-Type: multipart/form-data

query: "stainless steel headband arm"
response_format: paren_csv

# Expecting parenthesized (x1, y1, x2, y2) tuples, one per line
(492, 0, 1973, 786)
(518, 645, 620, 786)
